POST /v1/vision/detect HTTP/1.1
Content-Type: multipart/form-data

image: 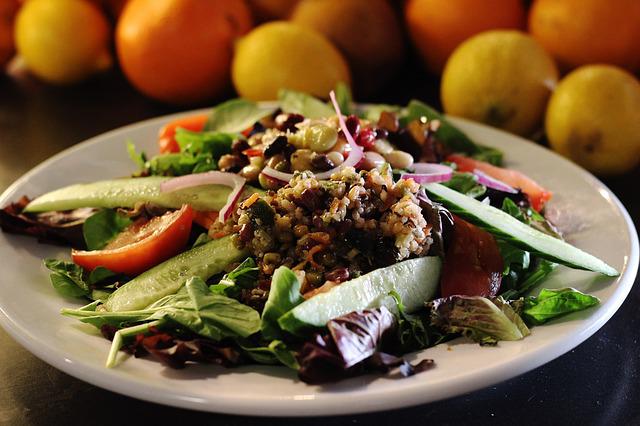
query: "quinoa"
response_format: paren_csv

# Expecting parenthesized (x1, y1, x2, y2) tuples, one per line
(211, 166, 433, 296)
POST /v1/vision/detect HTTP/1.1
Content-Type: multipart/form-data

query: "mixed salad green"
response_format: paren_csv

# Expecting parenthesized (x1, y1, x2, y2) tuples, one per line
(0, 87, 617, 384)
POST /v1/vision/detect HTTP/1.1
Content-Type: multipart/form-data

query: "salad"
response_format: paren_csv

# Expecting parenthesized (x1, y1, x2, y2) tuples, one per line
(0, 88, 618, 384)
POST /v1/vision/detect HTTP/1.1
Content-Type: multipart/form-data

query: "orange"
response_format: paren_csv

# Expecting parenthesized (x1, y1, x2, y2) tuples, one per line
(405, 0, 525, 74)
(0, 0, 21, 68)
(116, 0, 252, 105)
(529, 0, 640, 72)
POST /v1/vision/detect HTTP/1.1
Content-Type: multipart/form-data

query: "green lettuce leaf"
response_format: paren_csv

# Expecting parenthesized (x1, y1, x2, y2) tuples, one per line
(522, 288, 599, 325)
(62, 277, 261, 340)
(239, 340, 300, 369)
(260, 266, 304, 340)
(441, 172, 486, 198)
(429, 295, 530, 345)
(82, 209, 132, 250)
(278, 88, 334, 119)
(203, 98, 277, 133)
(209, 257, 259, 297)
(44, 260, 121, 299)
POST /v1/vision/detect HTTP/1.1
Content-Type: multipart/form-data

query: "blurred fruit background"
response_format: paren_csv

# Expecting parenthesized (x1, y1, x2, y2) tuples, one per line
(2, 0, 640, 176)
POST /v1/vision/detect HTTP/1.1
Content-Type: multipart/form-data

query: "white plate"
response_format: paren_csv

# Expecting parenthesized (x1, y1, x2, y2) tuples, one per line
(0, 112, 637, 416)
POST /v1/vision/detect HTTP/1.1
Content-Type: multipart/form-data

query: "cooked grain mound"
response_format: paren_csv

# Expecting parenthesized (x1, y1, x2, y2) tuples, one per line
(213, 166, 433, 296)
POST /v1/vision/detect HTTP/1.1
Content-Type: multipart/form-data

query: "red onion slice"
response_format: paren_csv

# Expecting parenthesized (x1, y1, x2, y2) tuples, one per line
(473, 168, 517, 193)
(401, 162, 453, 184)
(160, 171, 246, 223)
(260, 90, 364, 183)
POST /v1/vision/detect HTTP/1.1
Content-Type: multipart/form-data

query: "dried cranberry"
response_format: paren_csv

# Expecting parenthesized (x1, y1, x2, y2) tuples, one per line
(297, 188, 324, 212)
(345, 115, 360, 136)
(356, 128, 376, 150)
(264, 135, 288, 158)
(239, 223, 253, 243)
(325, 267, 349, 283)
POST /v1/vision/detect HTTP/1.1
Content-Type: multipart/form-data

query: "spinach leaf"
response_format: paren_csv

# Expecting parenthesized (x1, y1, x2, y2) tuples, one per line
(441, 172, 486, 198)
(82, 209, 132, 250)
(389, 291, 433, 352)
(44, 260, 121, 299)
(278, 88, 334, 119)
(522, 288, 599, 325)
(240, 340, 300, 369)
(403, 100, 503, 166)
(261, 266, 304, 340)
(429, 295, 530, 345)
(209, 257, 258, 297)
(62, 277, 261, 340)
(45, 259, 90, 298)
(334, 81, 352, 115)
(203, 98, 276, 133)
(159, 277, 260, 340)
(502, 198, 563, 239)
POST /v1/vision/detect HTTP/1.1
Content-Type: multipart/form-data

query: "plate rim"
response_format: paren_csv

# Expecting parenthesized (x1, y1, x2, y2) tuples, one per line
(0, 110, 637, 416)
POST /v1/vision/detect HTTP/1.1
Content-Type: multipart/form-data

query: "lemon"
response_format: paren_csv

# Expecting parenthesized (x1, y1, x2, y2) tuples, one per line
(546, 65, 640, 175)
(232, 22, 350, 101)
(441, 30, 558, 136)
(15, 0, 112, 84)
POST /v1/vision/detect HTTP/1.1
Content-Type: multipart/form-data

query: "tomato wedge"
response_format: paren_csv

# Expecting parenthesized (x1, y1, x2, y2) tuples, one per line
(72, 205, 194, 276)
(440, 215, 503, 298)
(447, 154, 552, 211)
(158, 114, 208, 154)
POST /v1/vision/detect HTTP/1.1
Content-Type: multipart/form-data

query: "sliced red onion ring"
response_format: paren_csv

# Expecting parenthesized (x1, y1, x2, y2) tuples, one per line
(473, 168, 517, 193)
(401, 162, 453, 184)
(260, 90, 364, 184)
(160, 171, 246, 223)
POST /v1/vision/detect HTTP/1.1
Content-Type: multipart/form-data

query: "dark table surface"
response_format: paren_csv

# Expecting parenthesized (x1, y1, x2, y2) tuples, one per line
(1, 67, 639, 426)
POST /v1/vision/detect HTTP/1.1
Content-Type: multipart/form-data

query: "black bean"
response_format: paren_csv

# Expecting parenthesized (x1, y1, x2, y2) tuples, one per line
(375, 128, 389, 140)
(277, 113, 304, 132)
(231, 139, 250, 155)
(263, 135, 288, 158)
(310, 153, 335, 171)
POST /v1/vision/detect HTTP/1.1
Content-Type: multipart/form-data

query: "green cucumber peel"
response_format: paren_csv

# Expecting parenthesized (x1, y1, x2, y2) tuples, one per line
(424, 183, 619, 276)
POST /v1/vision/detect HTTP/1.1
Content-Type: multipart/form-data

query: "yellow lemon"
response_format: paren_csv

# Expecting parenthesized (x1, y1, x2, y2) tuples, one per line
(15, 0, 111, 84)
(546, 65, 640, 175)
(232, 21, 350, 101)
(441, 30, 558, 136)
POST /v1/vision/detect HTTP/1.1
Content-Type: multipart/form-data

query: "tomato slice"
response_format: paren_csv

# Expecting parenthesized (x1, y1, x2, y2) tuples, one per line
(447, 154, 552, 211)
(158, 114, 209, 154)
(72, 205, 194, 276)
(193, 210, 219, 230)
(440, 215, 503, 298)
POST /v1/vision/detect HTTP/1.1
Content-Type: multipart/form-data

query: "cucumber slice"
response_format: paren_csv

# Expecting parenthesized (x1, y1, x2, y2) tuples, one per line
(104, 236, 247, 312)
(424, 183, 618, 276)
(278, 256, 442, 335)
(24, 177, 261, 213)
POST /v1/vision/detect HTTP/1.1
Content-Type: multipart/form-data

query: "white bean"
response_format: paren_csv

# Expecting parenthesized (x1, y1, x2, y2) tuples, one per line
(361, 151, 386, 170)
(384, 150, 414, 170)
(326, 151, 344, 166)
